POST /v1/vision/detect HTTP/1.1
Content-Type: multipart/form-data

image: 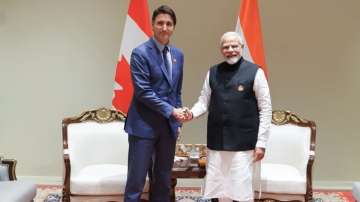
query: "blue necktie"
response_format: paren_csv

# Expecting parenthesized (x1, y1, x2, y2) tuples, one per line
(163, 46, 172, 81)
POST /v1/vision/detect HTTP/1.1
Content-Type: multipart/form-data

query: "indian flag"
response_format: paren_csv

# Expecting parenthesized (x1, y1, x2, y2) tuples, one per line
(236, 0, 268, 78)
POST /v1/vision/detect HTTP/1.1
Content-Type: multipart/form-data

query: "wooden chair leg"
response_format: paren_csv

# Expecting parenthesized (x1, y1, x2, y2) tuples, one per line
(62, 187, 70, 202)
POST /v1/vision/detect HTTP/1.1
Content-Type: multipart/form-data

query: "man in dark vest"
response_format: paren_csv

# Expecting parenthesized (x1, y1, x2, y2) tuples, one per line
(185, 31, 272, 202)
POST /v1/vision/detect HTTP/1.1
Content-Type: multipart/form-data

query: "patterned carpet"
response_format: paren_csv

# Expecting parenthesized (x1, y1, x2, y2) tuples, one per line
(34, 186, 355, 202)
(176, 188, 354, 202)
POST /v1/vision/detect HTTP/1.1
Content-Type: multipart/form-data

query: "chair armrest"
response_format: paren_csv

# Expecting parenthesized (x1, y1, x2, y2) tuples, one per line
(309, 150, 315, 161)
(305, 149, 315, 200)
(63, 152, 70, 184)
(1, 159, 17, 180)
(63, 151, 71, 199)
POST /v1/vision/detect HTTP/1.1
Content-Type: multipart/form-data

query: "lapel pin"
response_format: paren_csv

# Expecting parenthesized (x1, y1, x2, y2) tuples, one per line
(237, 85, 244, 92)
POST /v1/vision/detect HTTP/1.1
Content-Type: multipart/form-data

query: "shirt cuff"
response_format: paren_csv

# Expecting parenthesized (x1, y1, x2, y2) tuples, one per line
(256, 140, 267, 149)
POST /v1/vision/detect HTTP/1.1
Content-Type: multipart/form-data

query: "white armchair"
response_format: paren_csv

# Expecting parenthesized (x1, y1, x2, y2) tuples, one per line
(0, 157, 37, 202)
(255, 110, 316, 202)
(62, 108, 150, 202)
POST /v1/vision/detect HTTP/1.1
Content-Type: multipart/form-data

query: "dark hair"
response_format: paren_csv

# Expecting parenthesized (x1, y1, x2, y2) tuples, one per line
(152, 5, 177, 26)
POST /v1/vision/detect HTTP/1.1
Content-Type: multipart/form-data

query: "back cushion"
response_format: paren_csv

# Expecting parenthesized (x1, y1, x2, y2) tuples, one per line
(67, 121, 128, 175)
(263, 123, 311, 175)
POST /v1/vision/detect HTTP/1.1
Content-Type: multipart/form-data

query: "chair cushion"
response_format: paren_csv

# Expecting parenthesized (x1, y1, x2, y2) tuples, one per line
(0, 164, 10, 181)
(0, 181, 37, 202)
(71, 164, 127, 195)
(353, 182, 360, 200)
(71, 164, 149, 195)
(263, 124, 311, 175)
(67, 121, 129, 176)
(260, 163, 306, 194)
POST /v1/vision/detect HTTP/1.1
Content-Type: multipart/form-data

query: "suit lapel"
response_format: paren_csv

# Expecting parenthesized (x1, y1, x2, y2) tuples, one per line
(147, 39, 172, 86)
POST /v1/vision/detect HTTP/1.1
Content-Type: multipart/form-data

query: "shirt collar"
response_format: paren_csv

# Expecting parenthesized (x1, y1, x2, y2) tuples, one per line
(152, 37, 170, 52)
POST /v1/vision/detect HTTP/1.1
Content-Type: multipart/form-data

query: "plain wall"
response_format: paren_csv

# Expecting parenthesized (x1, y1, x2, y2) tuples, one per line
(1, 0, 359, 184)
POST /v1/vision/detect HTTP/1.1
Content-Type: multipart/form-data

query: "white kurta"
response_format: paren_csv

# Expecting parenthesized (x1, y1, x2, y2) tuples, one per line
(191, 67, 272, 201)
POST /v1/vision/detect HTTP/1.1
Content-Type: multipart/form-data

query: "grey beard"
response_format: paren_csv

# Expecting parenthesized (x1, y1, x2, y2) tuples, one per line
(225, 56, 241, 65)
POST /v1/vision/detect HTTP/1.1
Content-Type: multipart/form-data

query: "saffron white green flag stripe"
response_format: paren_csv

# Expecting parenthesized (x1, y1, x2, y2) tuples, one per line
(112, 0, 152, 114)
(236, 0, 268, 78)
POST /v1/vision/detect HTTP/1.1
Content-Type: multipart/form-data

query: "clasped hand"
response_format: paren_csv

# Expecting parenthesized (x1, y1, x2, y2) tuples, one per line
(172, 107, 193, 122)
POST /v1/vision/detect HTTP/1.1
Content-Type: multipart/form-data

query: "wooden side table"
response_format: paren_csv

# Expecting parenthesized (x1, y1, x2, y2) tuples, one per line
(170, 159, 206, 202)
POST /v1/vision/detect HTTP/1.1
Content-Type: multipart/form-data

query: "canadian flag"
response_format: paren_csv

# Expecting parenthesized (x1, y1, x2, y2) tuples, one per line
(112, 0, 152, 114)
(236, 0, 268, 78)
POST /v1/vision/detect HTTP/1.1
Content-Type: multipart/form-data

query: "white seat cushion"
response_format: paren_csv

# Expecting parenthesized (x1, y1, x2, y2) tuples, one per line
(260, 163, 306, 194)
(67, 121, 129, 176)
(353, 182, 360, 201)
(71, 164, 128, 195)
(263, 124, 311, 174)
(0, 181, 37, 202)
(71, 164, 149, 195)
(68, 121, 150, 196)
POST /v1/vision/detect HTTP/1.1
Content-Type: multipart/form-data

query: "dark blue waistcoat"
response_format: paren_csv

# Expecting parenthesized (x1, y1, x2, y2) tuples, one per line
(207, 58, 259, 151)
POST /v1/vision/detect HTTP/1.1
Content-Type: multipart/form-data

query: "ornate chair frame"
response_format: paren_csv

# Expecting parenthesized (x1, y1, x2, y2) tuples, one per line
(62, 107, 128, 202)
(0, 157, 17, 180)
(257, 110, 316, 202)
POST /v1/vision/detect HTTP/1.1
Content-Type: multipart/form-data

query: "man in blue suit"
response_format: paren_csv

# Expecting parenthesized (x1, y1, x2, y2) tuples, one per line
(124, 5, 185, 202)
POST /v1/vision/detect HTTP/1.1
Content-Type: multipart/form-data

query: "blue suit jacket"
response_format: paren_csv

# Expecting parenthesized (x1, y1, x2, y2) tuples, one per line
(124, 38, 184, 138)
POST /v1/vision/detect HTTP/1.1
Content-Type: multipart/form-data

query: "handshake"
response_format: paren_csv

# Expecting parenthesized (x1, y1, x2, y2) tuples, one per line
(172, 107, 193, 123)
